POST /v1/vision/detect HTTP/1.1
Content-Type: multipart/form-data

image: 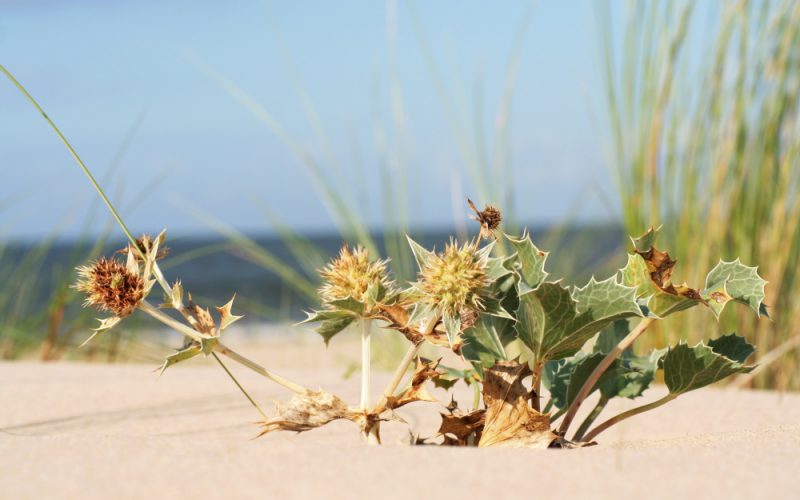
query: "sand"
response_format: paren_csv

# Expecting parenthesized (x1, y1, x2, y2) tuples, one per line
(1, 333, 798, 499)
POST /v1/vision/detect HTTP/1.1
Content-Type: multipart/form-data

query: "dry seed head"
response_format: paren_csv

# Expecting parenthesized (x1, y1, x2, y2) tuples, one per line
(419, 240, 489, 316)
(74, 257, 145, 317)
(319, 245, 393, 305)
(468, 198, 502, 239)
(117, 234, 170, 261)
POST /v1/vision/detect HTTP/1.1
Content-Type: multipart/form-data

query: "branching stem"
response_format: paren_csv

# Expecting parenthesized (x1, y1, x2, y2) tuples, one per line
(559, 317, 655, 435)
(139, 301, 307, 394)
(373, 313, 440, 412)
(581, 393, 677, 442)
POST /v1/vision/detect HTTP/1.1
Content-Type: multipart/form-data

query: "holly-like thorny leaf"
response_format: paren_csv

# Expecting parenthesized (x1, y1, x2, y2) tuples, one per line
(461, 316, 508, 376)
(505, 231, 549, 291)
(702, 259, 768, 319)
(299, 309, 357, 345)
(661, 333, 756, 394)
(515, 277, 641, 363)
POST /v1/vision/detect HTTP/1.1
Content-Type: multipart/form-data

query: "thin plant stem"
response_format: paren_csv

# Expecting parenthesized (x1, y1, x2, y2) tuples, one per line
(360, 318, 371, 410)
(373, 312, 440, 412)
(582, 393, 677, 442)
(531, 361, 543, 412)
(572, 395, 609, 442)
(211, 352, 269, 420)
(375, 343, 420, 411)
(559, 317, 655, 436)
(542, 398, 554, 414)
(215, 344, 307, 395)
(0, 63, 143, 259)
(139, 301, 202, 341)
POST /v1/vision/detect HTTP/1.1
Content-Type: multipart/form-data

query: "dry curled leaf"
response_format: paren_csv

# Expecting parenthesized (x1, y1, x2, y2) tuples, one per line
(259, 390, 403, 439)
(479, 362, 556, 448)
(186, 293, 217, 335)
(437, 405, 485, 446)
(385, 358, 442, 410)
(258, 390, 361, 436)
(636, 246, 702, 301)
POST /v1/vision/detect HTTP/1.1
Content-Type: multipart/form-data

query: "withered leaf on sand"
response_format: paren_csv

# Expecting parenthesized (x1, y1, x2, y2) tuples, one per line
(258, 390, 403, 438)
(478, 362, 556, 448)
(385, 358, 443, 410)
(437, 403, 485, 446)
(258, 390, 361, 436)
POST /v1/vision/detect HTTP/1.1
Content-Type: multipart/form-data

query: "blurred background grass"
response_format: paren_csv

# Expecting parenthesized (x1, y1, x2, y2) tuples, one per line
(0, 1, 797, 389)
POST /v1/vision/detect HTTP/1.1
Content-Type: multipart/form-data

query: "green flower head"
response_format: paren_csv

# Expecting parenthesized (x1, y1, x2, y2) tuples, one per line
(417, 240, 491, 317)
(319, 245, 394, 307)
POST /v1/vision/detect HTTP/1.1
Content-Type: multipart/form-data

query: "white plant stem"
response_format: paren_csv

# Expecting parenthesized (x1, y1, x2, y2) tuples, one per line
(359, 318, 380, 444)
(360, 318, 372, 410)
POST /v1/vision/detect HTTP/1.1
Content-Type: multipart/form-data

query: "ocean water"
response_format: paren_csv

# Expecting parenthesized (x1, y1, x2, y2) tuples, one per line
(1, 225, 625, 322)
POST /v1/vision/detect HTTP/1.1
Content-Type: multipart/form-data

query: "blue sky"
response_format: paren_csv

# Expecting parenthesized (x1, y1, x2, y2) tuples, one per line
(1, 1, 616, 240)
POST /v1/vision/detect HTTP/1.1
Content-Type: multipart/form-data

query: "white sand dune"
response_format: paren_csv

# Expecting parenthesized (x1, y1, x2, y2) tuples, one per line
(1, 348, 798, 499)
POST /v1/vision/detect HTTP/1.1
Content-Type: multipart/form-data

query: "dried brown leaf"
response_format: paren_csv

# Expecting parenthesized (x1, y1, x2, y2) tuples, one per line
(258, 390, 361, 436)
(258, 390, 403, 440)
(478, 362, 556, 449)
(186, 293, 217, 335)
(385, 358, 442, 410)
(438, 408, 485, 446)
(637, 247, 702, 300)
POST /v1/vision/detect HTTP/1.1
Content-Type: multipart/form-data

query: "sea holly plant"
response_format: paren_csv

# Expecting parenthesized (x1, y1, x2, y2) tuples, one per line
(3, 64, 769, 448)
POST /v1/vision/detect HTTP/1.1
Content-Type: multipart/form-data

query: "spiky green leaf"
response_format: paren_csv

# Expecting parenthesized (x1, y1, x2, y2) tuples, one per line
(702, 260, 767, 318)
(516, 278, 641, 363)
(505, 231, 549, 290)
(406, 235, 435, 269)
(662, 334, 755, 394)
(159, 343, 203, 374)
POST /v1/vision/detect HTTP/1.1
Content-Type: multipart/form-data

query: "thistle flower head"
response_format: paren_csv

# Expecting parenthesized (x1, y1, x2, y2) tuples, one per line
(319, 245, 393, 306)
(418, 240, 490, 316)
(74, 257, 145, 317)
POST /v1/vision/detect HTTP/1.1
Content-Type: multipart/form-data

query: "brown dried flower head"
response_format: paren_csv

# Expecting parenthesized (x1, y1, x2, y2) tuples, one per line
(74, 257, 145, 317)
(418, 240, 490, 316)
(319, 245, 393, 306)
(116, 234, 170, 261)
(468, 198, 502, 239)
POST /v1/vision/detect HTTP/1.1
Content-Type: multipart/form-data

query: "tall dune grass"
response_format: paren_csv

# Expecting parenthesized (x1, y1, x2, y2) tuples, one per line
(599, 0, 800, 389)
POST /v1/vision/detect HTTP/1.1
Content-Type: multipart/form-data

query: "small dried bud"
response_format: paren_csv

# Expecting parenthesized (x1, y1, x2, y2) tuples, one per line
(117, 234, 170, 261)
(319, 245, 393, 306)
(418, 240, 489, 316)
(468, 198, 502, 239)
(74, 257, 145, 317)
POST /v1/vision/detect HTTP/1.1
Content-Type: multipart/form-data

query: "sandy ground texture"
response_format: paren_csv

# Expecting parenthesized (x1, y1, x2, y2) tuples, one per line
(1, 336, 799, 500)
